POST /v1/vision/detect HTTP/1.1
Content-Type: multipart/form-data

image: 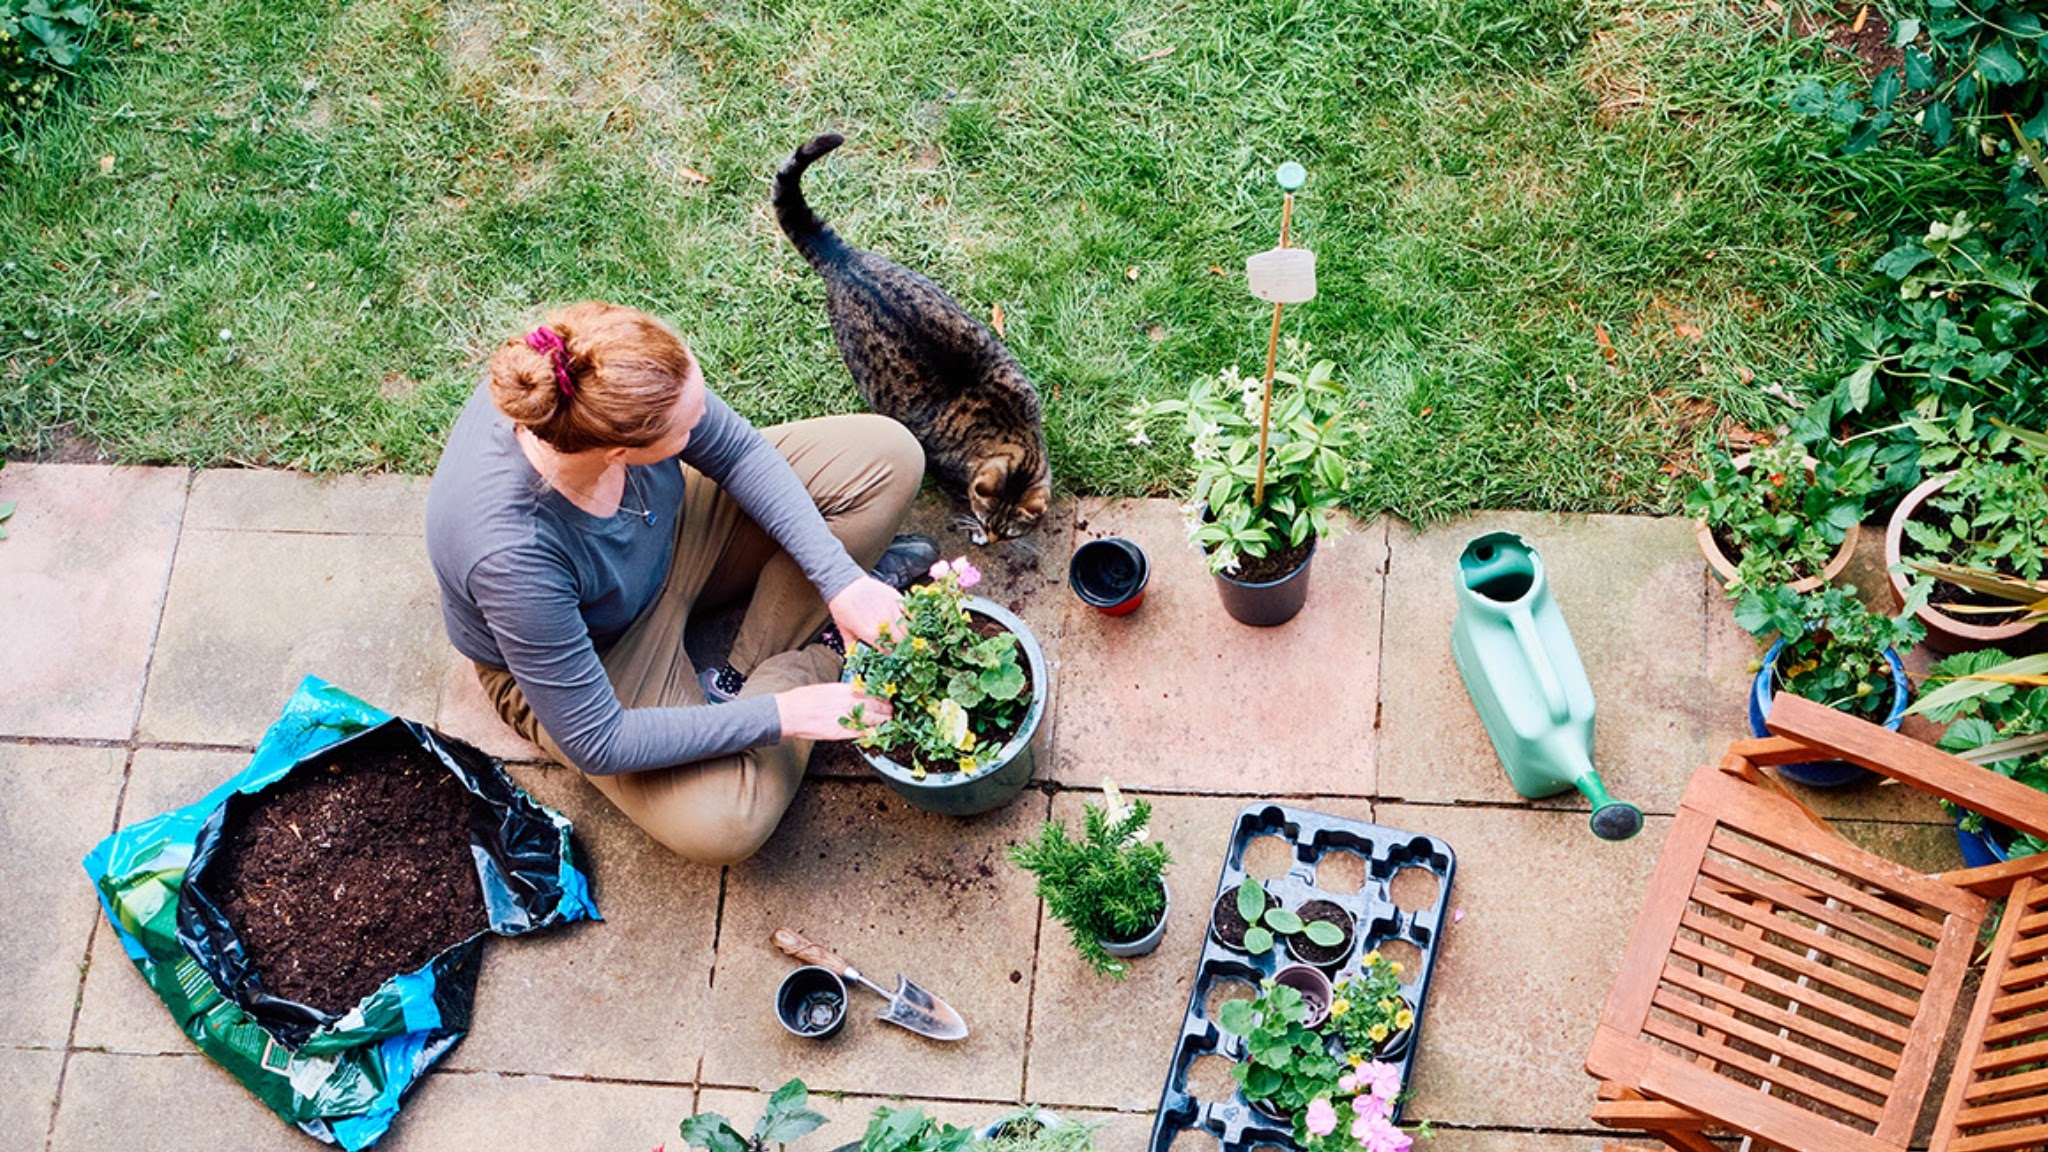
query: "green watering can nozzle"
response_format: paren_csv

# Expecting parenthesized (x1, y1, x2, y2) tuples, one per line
(1590, 801, 1645, 842)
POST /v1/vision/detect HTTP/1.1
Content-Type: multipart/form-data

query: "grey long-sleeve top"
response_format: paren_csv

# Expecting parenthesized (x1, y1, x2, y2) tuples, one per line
(424, 383, 864, 775)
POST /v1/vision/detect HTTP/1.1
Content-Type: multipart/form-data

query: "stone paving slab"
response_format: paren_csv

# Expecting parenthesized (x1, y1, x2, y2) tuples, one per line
(137, 527, 445, 746)
(48, 1052, 288, 1151)
(0, 464, 187, 740)
(1376, 801, 1670, 1132)
(377, 1069, 697, 1152)
(1053, 499, 1385, 796)
(1024, 791, 1376, 1113)
(703, 778, 1049, 1102)
(444, 763, 719, 1082)
(0, 742, 127, 1048)
(1378, 512, 1729, 818)
(0, 1045, 65, 1152)
(184, 469, 430, 536)
(73, 748, 252, 1055)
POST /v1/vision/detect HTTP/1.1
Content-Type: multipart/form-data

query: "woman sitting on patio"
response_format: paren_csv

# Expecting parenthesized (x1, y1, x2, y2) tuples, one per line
(425, 301, 929, 865)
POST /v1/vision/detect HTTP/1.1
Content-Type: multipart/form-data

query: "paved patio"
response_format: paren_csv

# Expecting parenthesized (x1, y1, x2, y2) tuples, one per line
(0, 463, 1967, 1152)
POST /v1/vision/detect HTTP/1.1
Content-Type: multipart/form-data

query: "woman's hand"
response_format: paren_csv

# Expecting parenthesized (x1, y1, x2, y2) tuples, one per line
(775, 682, 893, 742)
(827, 575, 907, 649)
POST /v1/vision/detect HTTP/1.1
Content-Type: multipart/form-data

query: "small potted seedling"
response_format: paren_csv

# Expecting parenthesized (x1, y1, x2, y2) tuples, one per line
(1327, 951, 1416, 1061)
(1216, 977, 1344, 1128)
(1736, 583, 1923, 787)
(1009, 780, 1172, 979)
(679, 1079, 828, 1152)
(1283, 899, 1355, 970)
(1211, 878, 1348, 958)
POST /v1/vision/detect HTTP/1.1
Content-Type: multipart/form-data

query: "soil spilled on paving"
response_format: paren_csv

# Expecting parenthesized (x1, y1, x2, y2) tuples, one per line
(215, 747, 488, 1016)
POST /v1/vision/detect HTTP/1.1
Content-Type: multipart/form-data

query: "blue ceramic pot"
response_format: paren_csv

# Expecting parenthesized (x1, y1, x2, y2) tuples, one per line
(1955, 818, 2013, 868)
(1746, 640, 1909, 788)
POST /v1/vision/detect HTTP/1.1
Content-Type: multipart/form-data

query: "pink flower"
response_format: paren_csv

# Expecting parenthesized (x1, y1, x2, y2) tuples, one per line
(1337, 1071, 1360, 1094)
(1359, 1060, 1403, 1103)
(1304, 1098, 1337, 1137)
(955, 559, 982, 588)
(1355, 1115, 1411, 1152)
(1353, 1093, 1391, 1122)
(930, 559, 954, 580)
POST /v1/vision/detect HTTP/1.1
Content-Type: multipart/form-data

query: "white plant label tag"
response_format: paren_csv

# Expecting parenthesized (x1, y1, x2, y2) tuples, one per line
(1246, 247, 1316, 303)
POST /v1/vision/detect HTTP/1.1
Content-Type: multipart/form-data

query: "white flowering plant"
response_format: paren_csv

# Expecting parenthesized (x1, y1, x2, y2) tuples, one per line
(843, 558, 1029, 777)
(1127, 342, 1363, 575)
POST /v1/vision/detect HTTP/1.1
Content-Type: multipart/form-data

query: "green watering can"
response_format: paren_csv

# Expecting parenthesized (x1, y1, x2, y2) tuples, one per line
(1450, 531, 1643, 841)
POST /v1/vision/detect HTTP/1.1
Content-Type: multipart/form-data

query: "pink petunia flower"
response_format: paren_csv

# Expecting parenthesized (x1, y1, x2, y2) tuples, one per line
(929, 559, 954, 580)
(1304, 1097, 1337, 1137)
(1357, 1115, 1411, 1152)
(956, 559, 982, 588)
(1337, 1071, 1360, 1094)
(1359, 1060, 1403, 1102)
(1354, 1093, 1391, 1122)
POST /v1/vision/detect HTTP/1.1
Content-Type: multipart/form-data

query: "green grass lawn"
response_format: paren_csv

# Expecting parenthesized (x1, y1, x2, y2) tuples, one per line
(0, 0, 1941, 519)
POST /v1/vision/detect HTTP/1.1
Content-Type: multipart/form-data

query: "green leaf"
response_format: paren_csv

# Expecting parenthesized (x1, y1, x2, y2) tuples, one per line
(1244, 925, 1274, 954)
(1303, 919, 1345, 947)
(1236, 877, 1266, 921)
(0, 502, 13, 541)
(978, 661, 1026, 702)
(1925, 101, 1954, 147)
(1263, 907, 1304, 934)
(1216, 998, 1256, 1036)
(679, 1114, 750, 1152)
(1873, 244, 1932, 281)
(756, 1080, 828, 1146)
(1975, 43, 2027, 86)
(1905, 46, 1935, 88)
(1871, 67, 1901, 110)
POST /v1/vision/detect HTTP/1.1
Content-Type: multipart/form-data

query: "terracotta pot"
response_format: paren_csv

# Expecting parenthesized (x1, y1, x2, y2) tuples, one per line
(1884, 473, 2045, 655)
(1694, 452, 1858, 594)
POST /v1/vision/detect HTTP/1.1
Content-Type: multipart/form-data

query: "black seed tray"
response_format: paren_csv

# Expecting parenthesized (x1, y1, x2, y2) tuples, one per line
(1147, 803, 1456, 1152)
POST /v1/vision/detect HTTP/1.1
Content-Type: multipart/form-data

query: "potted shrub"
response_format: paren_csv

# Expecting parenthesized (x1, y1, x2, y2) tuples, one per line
(1685, 437, 1872, 593)
(1907, 649, 2048, 865)
(1128, 342, 1362, 627)
(1327, 951, 1416, 1061)
(1734, 583, 1924, 787)
(843, 558, 1051, 816)
(1884, 415, 2048, 652)
(1008, 780, 1173, 979)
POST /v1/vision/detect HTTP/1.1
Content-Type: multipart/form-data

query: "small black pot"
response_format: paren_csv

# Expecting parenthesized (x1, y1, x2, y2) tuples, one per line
(775, 966, 847, 1039)
(1070, 537, 1150, 615)
(1282, 899, 1356, 970)
(1213, 537, 1316, 627)
(1210, 889, 1253, 951)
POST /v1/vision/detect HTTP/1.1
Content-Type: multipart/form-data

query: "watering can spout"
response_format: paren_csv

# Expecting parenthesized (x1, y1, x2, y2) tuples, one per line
(1450, 532, 1641, 841)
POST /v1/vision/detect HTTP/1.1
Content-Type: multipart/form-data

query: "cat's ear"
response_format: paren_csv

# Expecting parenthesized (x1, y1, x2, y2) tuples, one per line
(969, 459, 1010, 504)
(1017, 482, 1051, 521)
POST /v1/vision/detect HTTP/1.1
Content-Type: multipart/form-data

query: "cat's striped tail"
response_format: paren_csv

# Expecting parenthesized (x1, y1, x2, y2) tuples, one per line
(773, 133, 850, 269)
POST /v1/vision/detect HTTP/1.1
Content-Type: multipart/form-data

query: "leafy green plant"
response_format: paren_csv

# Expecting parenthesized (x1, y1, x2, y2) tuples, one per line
(859, 1106, 974, 1152)
(1908, 649, 2048, 855)
(1735, 584, 1925, 720)
(1128, 343, 1362, 575)
(1216, 978, 1345, 1125)
(1, 0, 95, 122)
(843, 558, 1028, 777)
(678, 1080, 829, 1152)
(1326, 951, 1413, 1056)
(1899, 412, 2048, 585)
(1233, 877, 1345, 957)
(1685, 437, 1875, 588)
(1008, 781, 1172, 979)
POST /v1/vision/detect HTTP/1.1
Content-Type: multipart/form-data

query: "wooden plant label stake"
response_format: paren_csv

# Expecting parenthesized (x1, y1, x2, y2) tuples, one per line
(1252, 162, 1314, 506)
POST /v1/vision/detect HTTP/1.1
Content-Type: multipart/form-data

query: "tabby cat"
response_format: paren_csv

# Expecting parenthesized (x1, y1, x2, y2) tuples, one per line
(773, 132, 1052, 544)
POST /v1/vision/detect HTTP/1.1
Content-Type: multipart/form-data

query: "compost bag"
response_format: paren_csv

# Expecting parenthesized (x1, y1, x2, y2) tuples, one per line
(82, 677, 600, 1149)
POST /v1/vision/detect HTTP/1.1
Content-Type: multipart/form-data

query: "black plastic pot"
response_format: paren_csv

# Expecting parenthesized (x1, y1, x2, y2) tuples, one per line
(1070, 537, 1151, 616)
(1282, 898, 1356, 970)
(1213, 537, 1316, 627)
(1209, 888, 1254, 951)
(775, 966, 847, 1039)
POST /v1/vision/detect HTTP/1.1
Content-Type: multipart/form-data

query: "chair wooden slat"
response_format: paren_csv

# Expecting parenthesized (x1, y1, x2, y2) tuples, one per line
(1880, 902, 1979, 1144)
(1971, 1034, 2048, 1077)
(1680, 908, 1922, 1020)
(1999, 959, 2048, 993)
(1689, 883, 1930, 991)
(1638, 1015, 1888, 1123)
(2006, 933, 2048, 965)
(1669, 934, 1914, 1045)
(1963, 1065, 2048, 1106)
(1659, 962, 1903, 1071)
(1981, 1009, 2048, 1045)
(1956, 1092, 2048, 1130)
(1649, 987, 1895, 1097)
(1954, 1122, 2048, 1152)
(1710, 827, 1946, 938)
(1697, 854, 1938, 966)
(1603, 1027, 1897, 1152)
(1991, 982, 2048, 1018)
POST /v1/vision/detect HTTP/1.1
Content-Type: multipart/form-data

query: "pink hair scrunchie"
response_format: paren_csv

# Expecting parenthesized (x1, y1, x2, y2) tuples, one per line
(525, 326, 575, 397)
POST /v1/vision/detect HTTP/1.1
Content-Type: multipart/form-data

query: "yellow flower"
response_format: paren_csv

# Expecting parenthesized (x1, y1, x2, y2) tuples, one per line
(1395, 1008, 1414, 1030)
(1390, 961, 1404, 976)
(1378, 998, 1396, 1015)
(1329, 998, 1350, 1018)
(882, 682, 897, 695)
(960, 730, 977, 751)
(849, 675, 865, 694)
(1347, 1054, 1364, 1069)
(959, 756, 978, 772)
(912, 637, 929, 652)
(1362, 950, 1381, 967)
(1368, 1023, 1389, 1043)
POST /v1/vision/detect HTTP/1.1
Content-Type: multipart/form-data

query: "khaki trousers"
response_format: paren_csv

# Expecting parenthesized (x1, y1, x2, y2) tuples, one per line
(476, 414, 923, 866)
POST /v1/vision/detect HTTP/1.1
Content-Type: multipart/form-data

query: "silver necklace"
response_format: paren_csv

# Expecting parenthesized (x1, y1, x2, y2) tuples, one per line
(533, 446, 658, 526)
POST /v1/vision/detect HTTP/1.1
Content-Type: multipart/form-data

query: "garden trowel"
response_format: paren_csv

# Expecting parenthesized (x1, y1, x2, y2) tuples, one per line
(771, 928, 969, 1041)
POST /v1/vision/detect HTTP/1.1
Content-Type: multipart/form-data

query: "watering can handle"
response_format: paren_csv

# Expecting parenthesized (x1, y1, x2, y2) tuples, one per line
(1509, 611, 1571, 724)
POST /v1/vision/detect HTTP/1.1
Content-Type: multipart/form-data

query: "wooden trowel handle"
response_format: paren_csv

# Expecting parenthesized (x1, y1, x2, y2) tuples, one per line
(773, 927, 851, 974)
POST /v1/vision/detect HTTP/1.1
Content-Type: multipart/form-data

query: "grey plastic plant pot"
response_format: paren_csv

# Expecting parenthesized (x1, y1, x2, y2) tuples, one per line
(1213, 536, 1317, 627)
(1100, 877, 1171, 959)
(774, 966, 847, 1039)
(853, 597, 1050, 817)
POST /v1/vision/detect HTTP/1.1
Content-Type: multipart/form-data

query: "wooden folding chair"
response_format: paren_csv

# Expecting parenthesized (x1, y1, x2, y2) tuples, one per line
(1584, 692, 2048, 1152)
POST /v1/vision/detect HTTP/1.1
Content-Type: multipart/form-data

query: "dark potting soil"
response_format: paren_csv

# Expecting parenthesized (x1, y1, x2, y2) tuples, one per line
(1708, 525, 1827, 582)
(877, 614, 1034, 774)
(1289, 898, 1355, 967)
(1226, 538, 1313, 585)
(1210, 891, 1252, 949)
(215, 746, 488, 1016)
(1798, 4, 1904, 80)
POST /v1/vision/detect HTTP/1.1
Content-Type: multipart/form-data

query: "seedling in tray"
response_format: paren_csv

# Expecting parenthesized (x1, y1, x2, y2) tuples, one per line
(1229, 878, 1346, 957)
